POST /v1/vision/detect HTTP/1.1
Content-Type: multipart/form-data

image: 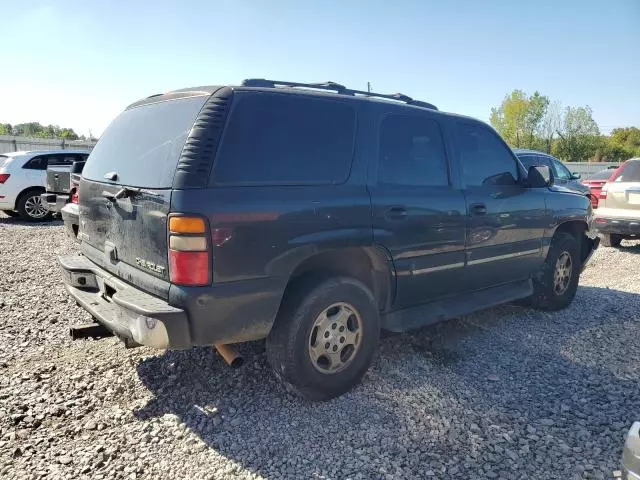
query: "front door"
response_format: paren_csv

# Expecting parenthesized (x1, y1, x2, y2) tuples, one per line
(370, 112, 467, 308)
(454, 121, 548, 291)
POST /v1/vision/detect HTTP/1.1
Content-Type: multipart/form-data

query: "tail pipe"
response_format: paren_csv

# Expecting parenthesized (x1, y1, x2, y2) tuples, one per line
(214, 344, 244, 368)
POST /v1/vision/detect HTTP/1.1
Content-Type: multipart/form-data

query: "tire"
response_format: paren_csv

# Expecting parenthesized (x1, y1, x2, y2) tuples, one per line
(1, 210, 19, 218)
(525, 232, 580, 311)
(266, 276, 380, 401)
(601, 233, 622, 248)
(16, 190, 51, 222)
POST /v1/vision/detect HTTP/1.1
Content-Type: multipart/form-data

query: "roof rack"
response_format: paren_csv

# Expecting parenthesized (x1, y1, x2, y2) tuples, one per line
(241, 79, 438, 110)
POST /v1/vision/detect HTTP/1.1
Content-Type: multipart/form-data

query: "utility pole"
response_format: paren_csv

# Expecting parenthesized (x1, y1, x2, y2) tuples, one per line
(367, 82, 371, 93)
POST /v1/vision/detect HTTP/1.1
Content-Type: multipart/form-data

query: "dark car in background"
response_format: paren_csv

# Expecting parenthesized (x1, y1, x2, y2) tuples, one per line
(58, 79, 598, 400)
(514, 149, 593, 204)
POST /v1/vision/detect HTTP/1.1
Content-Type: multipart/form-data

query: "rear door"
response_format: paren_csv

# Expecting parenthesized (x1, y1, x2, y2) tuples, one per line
(454, 121, 548, 290)
(369, 111, 467, 308)
(79, 94, 209, 298)
(603, 159, 640, 215)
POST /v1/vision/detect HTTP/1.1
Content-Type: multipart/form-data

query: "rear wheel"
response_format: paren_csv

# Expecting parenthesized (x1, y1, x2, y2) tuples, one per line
(16, 190, 51, 222)
(525, 232, 580, 311)
(1, 210, 19, 218)
(601, 233, 622, 248)
(266, 276, 380, 400)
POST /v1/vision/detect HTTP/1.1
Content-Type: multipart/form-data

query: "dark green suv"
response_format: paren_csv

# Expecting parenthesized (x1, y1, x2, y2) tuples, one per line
(59, 79, 599, 400)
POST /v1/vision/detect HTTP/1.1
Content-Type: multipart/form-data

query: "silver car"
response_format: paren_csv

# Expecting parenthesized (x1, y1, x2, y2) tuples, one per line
(623, 422, 640, 479)
(594, 158, 640, 246)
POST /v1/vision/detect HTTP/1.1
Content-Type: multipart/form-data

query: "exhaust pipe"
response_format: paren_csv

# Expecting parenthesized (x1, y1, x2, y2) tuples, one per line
(214, 344, 244, 368)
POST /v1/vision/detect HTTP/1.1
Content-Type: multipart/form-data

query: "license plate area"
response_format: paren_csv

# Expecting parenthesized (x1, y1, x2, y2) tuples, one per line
(627, 192, 640, 205)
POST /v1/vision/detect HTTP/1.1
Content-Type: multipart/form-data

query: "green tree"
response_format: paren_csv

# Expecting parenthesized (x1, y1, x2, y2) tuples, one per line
(490, 90, 530, 147)
(609, 127, 640, 157)
(0, 123, 12, 135)
(525, 91, 550, 148)
(490, 90, 549, 149)
(540, 100, 562, 153)
(555, 106, 600, 162)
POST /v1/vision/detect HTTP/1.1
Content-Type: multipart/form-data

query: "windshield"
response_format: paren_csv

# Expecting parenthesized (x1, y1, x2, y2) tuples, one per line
(82, 96, 208, 188)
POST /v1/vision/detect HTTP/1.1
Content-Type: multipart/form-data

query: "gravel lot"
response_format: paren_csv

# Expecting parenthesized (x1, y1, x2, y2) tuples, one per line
(0, 212, 638, 480)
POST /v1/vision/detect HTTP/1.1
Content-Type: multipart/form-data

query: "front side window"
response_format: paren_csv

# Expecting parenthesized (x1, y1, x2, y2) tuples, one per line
(213, 93, 356, 185)
(456, 123, 518, 187)
(378, 114, 449, 186)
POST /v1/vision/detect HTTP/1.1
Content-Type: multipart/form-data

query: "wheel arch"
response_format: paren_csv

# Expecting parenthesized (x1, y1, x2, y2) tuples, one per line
(278, 246, 395, 314)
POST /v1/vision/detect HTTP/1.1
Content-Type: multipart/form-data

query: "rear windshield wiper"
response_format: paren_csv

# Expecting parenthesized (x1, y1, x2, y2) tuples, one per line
(102, 187, 161, 202)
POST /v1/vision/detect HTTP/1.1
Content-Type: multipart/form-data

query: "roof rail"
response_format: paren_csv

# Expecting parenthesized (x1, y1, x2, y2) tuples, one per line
(241, 78, 437, 110)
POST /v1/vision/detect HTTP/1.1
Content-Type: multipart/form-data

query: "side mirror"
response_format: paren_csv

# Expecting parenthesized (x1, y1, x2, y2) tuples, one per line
(527, 165, 554, 188)
(571, 172, 581, 180)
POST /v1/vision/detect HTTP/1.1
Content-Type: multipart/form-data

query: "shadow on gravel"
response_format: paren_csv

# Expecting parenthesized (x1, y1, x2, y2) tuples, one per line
(133, 285, 639, 479)
(0, 216, 63, 228)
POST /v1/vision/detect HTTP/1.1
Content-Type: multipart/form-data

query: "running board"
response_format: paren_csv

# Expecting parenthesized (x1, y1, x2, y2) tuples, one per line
(382, 279, 533, 332)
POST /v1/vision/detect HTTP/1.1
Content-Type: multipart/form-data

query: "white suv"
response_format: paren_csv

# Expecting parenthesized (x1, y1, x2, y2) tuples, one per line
(0, 150, 90, 221)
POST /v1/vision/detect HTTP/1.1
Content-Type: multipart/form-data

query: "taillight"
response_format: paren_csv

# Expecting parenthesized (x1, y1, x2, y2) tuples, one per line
(0, 173, 10, 184)
(71, 189, 79, 204)
(168, 216, 211, 286)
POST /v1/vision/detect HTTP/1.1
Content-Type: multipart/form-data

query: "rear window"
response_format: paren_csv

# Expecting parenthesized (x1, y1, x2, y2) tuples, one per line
(212, 93, 356, 185)
(586, 169, 613, 181)
(614, 160, 640, 182)
(82, 96, 208, 188)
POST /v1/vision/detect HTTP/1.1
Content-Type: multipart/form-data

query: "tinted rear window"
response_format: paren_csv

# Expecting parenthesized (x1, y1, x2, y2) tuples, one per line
(83, 96, 208, 188)
(212, 93, 356, 185)
(614, 160, 640, 182)
(586, 169, 613, 181)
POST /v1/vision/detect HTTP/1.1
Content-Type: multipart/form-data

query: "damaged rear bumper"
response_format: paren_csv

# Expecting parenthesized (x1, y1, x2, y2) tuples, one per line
(58, 254, 191, 349)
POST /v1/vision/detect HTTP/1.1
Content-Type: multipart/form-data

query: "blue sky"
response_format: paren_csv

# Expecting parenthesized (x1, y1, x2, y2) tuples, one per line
(2, 0, 638, 137)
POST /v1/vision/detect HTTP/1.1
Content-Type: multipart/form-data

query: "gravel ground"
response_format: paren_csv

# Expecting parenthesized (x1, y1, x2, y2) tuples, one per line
(0, 212, 638, 480)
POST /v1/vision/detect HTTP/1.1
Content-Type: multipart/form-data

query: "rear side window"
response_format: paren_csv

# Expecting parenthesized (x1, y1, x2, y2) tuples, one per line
(23, 156, 47, 170)
(614, 160, 640, 182)
(456, 123, 518, 187)
(212, 94, 356, 185)
(378, 114, 448, 186)
(83, 96, 208, 188)
(0, 155, 8, 168)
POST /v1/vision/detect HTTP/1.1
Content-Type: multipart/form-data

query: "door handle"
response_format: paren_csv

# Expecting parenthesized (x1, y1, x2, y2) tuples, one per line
(385, 206, 408, 220)
(469, 203, 487, 216)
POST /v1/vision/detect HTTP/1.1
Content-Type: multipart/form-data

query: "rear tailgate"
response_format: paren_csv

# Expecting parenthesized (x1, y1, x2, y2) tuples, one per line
(78, 93, 210, 299)
(46, 166, 72, 194)
(601, 160, 640, 215)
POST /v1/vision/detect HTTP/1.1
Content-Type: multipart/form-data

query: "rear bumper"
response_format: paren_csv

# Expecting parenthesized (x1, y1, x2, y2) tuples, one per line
(60, 202, 79, 239)
(41, 193, 69, 213)
(59, 254, 191, 349)
(593, 216, 640, 236)
(58, 254, 283, 349)
(623, 422, 640, 480)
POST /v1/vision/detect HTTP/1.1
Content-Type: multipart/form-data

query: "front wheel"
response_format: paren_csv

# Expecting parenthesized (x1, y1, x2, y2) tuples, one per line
(266, 277, 380, 401)
(525, 232, 580, 311)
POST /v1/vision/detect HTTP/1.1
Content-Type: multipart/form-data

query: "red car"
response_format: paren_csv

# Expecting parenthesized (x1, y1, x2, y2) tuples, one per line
(581, 168, 618, 208)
